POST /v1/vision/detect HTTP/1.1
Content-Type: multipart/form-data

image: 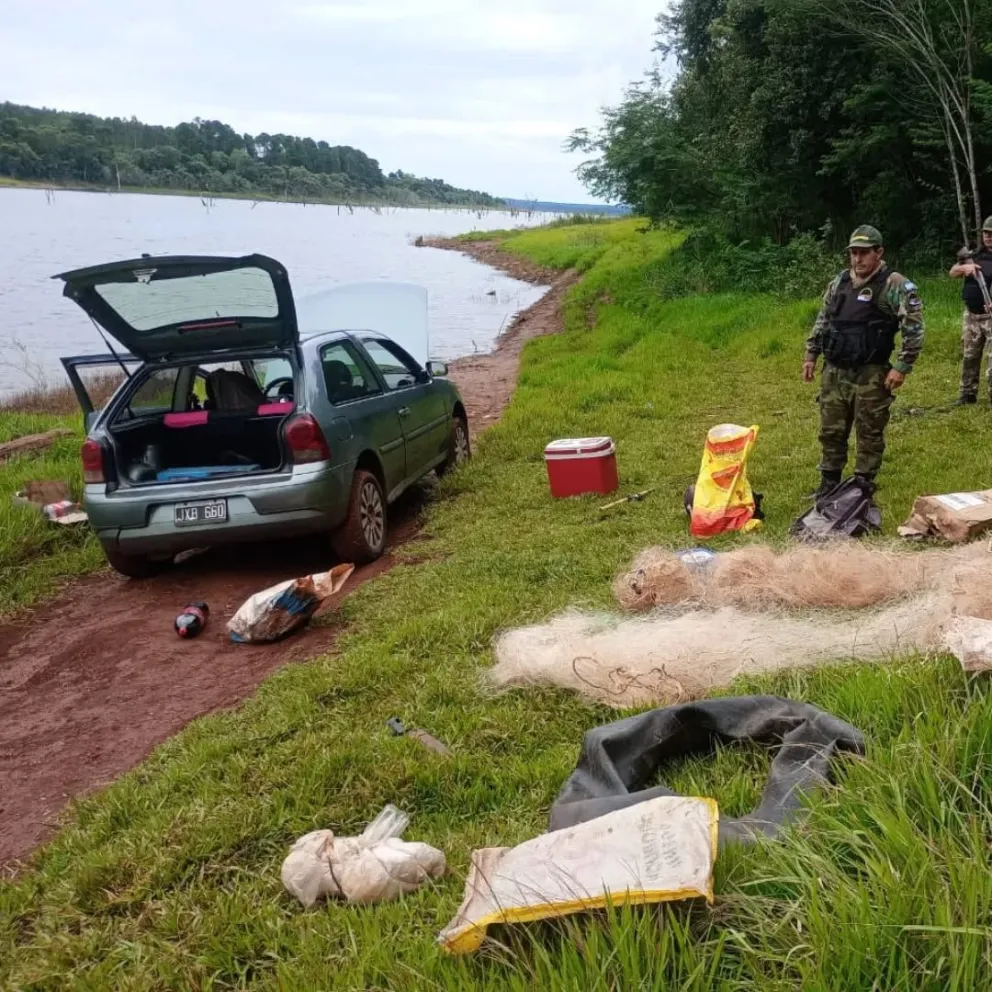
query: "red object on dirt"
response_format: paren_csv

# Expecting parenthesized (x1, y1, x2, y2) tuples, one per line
(544, 437, 619, 499)
(174, 601, 209, 638)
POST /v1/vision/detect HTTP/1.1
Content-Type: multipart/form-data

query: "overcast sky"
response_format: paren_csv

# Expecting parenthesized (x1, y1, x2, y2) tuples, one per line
(0, 1, 666, 202)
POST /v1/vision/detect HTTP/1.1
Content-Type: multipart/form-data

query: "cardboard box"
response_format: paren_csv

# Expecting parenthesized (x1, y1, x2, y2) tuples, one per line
(898, 490, 992, 543)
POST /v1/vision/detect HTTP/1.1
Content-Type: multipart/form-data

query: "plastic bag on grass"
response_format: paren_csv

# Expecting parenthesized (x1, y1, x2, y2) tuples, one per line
(227, 563, 354, 643)
(689, 424, 762, 538)
(281, 804, 446, 907)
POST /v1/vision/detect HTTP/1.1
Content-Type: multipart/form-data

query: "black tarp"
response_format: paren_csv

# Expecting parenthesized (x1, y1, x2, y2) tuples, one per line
(549, 696, 865, 846)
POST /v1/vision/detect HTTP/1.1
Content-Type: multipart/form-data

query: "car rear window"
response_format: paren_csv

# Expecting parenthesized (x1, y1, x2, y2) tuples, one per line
(95, 266, 279, 332)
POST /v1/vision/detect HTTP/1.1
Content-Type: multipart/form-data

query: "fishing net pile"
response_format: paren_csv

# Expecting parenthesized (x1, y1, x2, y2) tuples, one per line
(491, 542, 992, 708)
(613, 543, 983, 612)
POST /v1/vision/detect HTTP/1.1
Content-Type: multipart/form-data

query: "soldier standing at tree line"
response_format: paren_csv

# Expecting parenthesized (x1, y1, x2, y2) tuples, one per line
(802, 225, 925, 500)
(949, 216, 992, 406)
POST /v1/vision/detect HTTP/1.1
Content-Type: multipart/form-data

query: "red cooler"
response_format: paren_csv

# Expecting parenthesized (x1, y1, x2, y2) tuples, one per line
(544, 437, 619, 498)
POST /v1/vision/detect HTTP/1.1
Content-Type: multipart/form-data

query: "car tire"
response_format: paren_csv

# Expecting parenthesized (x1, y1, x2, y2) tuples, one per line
(105, 548, 165, 579)
(332, 469, 388, 564)
(436, 415, 471, 477)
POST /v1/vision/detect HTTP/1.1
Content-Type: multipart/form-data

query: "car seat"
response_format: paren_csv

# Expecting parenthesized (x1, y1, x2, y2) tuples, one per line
(204, 369, 266, 412)
(324, 360, 355, 403)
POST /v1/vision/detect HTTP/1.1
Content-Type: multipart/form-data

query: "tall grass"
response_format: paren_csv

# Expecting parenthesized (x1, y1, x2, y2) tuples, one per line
(0, 341, 114, 613)
(0, 377, 120, 416)
(0, 412, 101, 613)
(1, 220, 991, 989)
(0, 334, 123, 416)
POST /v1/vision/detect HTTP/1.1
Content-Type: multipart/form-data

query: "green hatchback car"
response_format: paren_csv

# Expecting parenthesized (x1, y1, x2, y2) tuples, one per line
(58, 253, 470, 578)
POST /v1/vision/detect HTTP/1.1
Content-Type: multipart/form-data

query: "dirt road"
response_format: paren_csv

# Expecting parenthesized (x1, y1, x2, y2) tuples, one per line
(0, 242, 574, 867)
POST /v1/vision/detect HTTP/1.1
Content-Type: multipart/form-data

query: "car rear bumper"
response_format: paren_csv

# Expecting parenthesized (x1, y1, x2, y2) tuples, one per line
(84, 463, 350, 556)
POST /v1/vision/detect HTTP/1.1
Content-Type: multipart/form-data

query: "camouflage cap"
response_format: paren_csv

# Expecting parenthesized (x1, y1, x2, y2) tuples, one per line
(847, 224, 883, 249)
(982, 216, 992, 232)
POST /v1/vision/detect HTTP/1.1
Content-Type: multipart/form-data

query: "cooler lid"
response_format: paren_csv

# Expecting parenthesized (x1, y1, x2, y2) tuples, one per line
(544, 436, 614, 456)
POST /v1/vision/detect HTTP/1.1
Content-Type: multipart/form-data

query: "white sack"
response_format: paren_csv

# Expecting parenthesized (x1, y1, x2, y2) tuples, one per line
(281, 805, 446, 907)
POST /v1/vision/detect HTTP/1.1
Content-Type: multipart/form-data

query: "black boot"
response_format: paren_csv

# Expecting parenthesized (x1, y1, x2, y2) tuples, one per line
(955, 394, 977, 406)
(810, 471, 841, 500)
(854, 473, 878, 496)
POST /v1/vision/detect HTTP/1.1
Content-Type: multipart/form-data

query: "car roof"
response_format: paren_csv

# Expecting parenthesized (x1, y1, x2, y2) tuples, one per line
(299, 328, 389, 344)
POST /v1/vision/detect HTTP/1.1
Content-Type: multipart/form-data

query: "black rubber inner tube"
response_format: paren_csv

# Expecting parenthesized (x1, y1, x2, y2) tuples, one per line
(549, 695, 865, 846)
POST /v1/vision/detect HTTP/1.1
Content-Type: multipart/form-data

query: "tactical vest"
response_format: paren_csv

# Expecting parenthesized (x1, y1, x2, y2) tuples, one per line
(823, 267, 900, 371)
(962, 249, 992, 315)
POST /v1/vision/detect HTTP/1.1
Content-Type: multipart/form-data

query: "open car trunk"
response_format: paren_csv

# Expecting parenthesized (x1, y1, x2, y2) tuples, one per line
(55, 253, 304, 484)
(108, 401, 295, 486)
(54, 254, 298, 361)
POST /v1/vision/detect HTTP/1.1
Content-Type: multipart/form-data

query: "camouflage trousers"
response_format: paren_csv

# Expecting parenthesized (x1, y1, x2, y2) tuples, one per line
(818, 364, 893, 478)
(961, 310, 992, 400)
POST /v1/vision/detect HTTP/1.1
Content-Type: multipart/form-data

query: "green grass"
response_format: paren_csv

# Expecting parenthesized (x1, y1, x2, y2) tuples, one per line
(0, 412, 102, 614)
(451, 214, 630, 244)
(502, 216, 659, 272)
(2, 221, 992, 989)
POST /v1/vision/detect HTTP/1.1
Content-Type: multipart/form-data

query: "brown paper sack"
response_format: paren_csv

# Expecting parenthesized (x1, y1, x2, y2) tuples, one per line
(899, 491, 992, 543)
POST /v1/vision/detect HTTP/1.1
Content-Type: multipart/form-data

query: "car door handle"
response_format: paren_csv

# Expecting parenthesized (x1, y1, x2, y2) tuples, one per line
(398, 406, 411, 417)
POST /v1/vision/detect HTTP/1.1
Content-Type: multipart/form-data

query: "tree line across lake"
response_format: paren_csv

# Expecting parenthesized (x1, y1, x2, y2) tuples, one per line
(0, 102, 503, 208)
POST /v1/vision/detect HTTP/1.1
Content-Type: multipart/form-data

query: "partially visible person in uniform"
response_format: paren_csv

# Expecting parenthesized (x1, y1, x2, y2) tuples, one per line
(949, 216, 992, 405)
(802, 225, 925, 499)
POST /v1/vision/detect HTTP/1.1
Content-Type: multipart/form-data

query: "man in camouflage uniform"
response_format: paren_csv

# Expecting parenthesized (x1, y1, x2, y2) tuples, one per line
(949, 216, 992, 404)
(803, 225, 924, 498)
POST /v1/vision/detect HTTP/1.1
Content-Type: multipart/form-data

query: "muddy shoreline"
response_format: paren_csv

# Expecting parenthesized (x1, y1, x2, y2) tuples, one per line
(431, 238, 577, 438)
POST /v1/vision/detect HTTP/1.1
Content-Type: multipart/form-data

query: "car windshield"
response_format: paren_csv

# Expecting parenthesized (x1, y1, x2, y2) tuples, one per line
(95, 266, 279, 332)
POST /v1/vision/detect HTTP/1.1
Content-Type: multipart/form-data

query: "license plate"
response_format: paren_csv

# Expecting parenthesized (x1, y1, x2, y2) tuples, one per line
(174, 499, 228, 527)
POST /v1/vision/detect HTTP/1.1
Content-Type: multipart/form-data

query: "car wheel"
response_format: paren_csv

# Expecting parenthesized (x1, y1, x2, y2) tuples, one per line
(105, 547, 165, 579)
(436, 415, 471, 477)
(332, 469, 388, 564)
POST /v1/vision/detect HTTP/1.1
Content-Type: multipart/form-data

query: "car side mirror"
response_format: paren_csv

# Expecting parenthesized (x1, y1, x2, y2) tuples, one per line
(427, 360, 448, 378)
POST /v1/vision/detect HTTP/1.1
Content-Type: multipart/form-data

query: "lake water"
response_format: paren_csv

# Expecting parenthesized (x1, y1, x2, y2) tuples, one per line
(0, 188, 550, 398)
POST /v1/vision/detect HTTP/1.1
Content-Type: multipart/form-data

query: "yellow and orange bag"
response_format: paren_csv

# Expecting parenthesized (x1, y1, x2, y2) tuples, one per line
(689, 424, 761, 538)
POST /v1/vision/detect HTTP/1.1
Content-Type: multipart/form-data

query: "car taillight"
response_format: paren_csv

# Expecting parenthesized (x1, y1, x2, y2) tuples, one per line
(81, 439, 105, 484)
(285, 414, 330, 464)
